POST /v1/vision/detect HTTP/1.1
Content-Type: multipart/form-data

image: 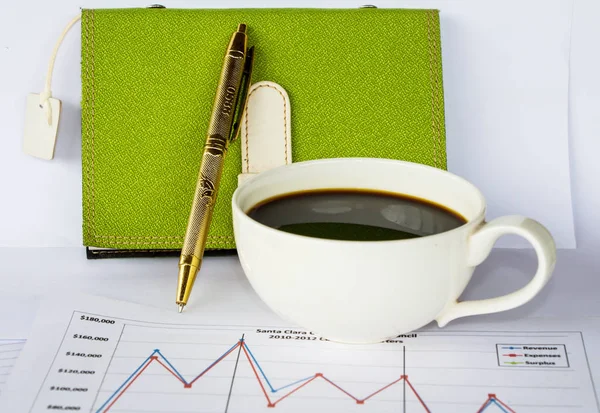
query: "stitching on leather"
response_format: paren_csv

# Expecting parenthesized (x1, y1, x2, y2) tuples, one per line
(91, 9, 97, 230)
(95, 235, 182, 239)
(84, 10, 94, 241)
(243, 83, 290, 172)
(244, 92, 250, 173)
(91, 235, 234, 246)
(94, 234, 231, 239)
(83, 12, 89, 239)
(83, 10, 97, 241)
(426, 10, 437, 169)
(432, 11, 442, 168)
(244, 91, 251, 172)
(95, 238, 231, 245)
(281, 87, 289, 164)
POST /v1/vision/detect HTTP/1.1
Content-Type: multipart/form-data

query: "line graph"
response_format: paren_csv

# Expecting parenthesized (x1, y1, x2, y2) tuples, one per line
(24, 312, 600, 413)
(96, 338, 453, 412)
(90, 332, 581, 412)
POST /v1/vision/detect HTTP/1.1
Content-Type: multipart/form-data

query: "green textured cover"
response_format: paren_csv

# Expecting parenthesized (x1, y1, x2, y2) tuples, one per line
(81, 7, 447, 250)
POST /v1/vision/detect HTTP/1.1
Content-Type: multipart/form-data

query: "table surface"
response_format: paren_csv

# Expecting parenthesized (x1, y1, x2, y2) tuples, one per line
(0, 246, 598, 339)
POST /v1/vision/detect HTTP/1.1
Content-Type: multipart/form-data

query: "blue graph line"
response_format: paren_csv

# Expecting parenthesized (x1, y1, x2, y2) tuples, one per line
(156, 350, 188, 384)
(480, 398, 509, 413)
(95, 350, 158, 413)
(243, 342, 313, 393)
(271, 376, 316, 392)
(501, 346, 522, 350)
(189, 341, 241, 383)
(490, 399, 510, 413)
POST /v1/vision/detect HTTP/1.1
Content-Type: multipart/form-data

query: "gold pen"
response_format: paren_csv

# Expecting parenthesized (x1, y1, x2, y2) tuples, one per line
(176, 24, 254, 313)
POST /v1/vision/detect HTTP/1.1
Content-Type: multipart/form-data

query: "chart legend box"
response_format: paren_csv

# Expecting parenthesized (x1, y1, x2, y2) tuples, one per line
(497, 344, 569, 367)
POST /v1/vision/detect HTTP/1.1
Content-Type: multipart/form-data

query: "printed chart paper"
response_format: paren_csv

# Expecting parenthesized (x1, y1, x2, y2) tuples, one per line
(1, 295, 599, 412)
(0, 339, 25, 397)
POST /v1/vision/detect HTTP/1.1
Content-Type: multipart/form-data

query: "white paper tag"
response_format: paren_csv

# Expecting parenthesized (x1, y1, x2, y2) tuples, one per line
(23, 93, 61, 160)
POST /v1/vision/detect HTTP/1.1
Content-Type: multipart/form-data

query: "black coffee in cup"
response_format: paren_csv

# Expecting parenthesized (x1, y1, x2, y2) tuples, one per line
(247, 189, 466, 241)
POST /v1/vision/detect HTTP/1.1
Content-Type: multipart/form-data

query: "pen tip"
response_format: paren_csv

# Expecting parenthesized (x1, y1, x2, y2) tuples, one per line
(178, 304, 185, 313)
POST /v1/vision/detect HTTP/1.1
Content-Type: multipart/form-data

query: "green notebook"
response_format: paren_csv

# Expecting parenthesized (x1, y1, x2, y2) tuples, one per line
(81, 7, 447, 256)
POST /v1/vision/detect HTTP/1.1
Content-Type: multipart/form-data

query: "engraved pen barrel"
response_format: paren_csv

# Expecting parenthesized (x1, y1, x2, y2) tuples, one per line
(177, 25, 248, 307)
(207, 26, 248, 138)
(181, 26, 248, 258)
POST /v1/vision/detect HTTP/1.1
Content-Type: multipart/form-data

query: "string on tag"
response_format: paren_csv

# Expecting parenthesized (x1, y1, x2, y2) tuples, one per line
(40, 13, 81, 125)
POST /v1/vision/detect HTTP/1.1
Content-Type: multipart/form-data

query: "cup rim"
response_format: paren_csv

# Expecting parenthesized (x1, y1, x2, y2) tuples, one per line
(232, 157, 487, 244)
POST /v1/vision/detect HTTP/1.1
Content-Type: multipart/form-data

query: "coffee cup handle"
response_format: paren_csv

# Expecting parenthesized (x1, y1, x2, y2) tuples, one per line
(435, 215, 556, 327)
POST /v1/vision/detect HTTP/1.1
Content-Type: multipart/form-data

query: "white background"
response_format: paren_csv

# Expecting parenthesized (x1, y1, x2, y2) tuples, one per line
(1, 0, 598, 249)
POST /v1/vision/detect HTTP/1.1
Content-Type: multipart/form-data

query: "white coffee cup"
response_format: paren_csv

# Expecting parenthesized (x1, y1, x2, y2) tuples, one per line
(231, 158, 556, 344)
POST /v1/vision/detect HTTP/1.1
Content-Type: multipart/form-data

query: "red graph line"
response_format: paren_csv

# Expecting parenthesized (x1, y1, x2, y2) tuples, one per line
(241, 344, 273, 406)
(155, 358, 186, 385)
(476, 396, 492, 413)
(104, 357, 155, 412)
(361, 375, 405, 402)
(320, 374, 360, 402)
(272, 376, 319, 407)
(189, 342, 241, 386)
(405, 376, 432, 412)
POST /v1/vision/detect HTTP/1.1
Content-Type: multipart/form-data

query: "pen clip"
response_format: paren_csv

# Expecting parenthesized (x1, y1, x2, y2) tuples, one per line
(230, 46, 255, 143)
